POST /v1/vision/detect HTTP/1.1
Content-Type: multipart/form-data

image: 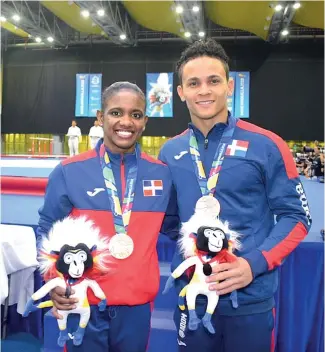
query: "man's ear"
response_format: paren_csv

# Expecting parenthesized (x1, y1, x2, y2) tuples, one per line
(177, 85, 186, 102)
(227, 77, 235, 97)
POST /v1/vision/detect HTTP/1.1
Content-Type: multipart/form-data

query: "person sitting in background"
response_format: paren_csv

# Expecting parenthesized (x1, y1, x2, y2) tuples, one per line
(88, 119, 103, 149)
(66, 120, 81, 156)
(304, 152, 314, 178)
(313, 152, 324, 182)
(314, 140, 320, 154)
(295, 153, 305, 175)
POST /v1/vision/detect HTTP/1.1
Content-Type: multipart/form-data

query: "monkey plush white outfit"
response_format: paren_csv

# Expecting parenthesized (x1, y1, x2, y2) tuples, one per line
(23, 217, 111, 347)
(163, 196, 240, 334)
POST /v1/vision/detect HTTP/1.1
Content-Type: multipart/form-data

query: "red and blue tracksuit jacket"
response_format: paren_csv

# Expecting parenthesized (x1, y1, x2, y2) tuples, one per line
(159, 115, 312, 316)
(37, 140, 173, 306)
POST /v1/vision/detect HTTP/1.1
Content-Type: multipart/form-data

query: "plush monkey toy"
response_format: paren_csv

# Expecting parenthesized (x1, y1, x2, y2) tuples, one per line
(163, 196, 240, 334)
(23, 217, 111, 347)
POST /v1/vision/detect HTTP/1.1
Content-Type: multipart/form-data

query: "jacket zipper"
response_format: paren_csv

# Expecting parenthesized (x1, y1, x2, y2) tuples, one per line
(120, 155, 126, 203)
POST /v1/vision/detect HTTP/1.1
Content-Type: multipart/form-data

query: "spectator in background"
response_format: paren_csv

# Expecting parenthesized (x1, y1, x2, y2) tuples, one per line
(88, 120, 104, 149)
(295, 153, 305, 175)
(66, 120, 81, 156)
(314, 152, 324, 182)
(303, 152, 314, 178)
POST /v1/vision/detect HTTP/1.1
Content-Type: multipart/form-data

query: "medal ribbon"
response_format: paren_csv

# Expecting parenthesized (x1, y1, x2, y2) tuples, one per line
(189, 118, 236, 196)
(189, 117, 239, 309)
(99, 143, 138, 236)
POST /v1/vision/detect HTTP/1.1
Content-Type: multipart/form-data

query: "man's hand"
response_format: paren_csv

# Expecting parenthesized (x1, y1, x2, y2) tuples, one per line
(206, 258, 253, 295)
(50, 287, 78, 319)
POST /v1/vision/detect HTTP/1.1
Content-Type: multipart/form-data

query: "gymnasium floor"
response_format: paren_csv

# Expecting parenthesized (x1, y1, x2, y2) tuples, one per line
(1, 157, 324, 352)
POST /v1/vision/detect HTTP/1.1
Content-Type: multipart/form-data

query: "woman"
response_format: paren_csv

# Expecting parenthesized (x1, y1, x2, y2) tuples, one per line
(37, 82, 176, 351)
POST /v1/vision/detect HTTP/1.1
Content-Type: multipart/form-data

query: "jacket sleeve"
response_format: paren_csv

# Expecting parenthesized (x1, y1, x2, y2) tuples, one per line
(158, 145, 180, 241)
(160, 183, 180, 240)
(36, 163, 73, 249)
(242, 138, 311, 278)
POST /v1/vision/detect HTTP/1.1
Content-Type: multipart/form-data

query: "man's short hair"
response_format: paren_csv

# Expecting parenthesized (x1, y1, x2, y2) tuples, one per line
(176, 38, 230, 83)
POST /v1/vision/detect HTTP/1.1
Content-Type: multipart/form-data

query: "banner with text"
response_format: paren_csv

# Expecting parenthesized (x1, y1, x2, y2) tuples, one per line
(75, 74, 89, 117)
(234, 71, 250, 119)
(88, 74, 102, 117)
(227, 72, 236, 116)
(75, 73, 102, 117)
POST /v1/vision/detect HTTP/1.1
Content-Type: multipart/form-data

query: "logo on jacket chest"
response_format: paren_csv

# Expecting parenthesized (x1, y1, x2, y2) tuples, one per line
(174, 151, 188, 160)
(225, 140, 249, 157)
(143, 180, 163, 196)
(87, 188, 105, 197)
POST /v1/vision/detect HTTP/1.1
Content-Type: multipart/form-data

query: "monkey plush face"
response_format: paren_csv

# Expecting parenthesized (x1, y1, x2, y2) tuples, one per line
(196, 226, 228, 256)
(54, 243, 94, 278)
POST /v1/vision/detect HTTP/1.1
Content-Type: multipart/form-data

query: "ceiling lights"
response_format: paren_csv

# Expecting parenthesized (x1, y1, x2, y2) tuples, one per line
(12, 14, 20, 22)
(97, 9, 105, 17)
(81, 10, 90, 18)
(175, 5, 183, 14)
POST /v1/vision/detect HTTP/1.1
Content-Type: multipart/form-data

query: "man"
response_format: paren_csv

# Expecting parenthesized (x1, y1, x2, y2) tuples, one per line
(159, 39, 311, 352)
(66, 120, 81, 156)
(313, 151, 324, 181)
(37, 82, 173, 351)
(88, 119, 104, 149)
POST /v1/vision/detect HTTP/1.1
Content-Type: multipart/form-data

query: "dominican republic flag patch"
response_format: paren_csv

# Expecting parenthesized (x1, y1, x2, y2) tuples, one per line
(143, 180, 163, 196)
(226, 140, 249, 157)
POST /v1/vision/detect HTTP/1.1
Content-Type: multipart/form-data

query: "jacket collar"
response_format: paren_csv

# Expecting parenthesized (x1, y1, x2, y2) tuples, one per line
(96, 139, 138, 164)
(188, 111, 233, 141)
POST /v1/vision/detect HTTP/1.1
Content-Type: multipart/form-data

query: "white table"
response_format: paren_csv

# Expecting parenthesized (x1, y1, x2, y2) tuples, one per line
(0, 224, 38, 337)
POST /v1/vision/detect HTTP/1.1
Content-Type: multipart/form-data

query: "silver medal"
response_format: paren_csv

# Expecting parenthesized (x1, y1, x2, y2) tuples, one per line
(109, 234, 134, 259)
(195, 196, 220, 217)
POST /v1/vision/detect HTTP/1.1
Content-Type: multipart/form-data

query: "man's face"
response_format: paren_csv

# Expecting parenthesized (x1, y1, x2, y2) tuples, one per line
(100, 89, 148, 153)
(94, 120, 99, 127)
(72, 121, 77, 127)
(177, 56, 234, 121)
